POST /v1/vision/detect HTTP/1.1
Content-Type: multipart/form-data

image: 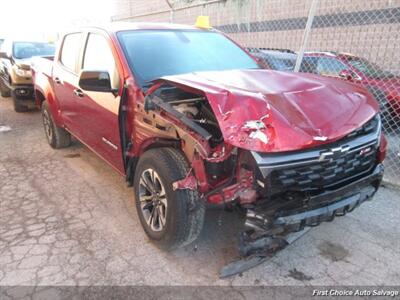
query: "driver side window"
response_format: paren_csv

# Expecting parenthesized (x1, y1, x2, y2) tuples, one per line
(83, 33, 120, 90)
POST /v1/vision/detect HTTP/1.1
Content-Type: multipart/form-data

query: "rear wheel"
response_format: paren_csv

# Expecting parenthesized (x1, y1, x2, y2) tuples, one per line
(134, 148, 205, 250)
(42, 101, 71, 149)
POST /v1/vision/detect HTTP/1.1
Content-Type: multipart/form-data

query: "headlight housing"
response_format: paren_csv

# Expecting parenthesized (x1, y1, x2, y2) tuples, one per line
(346, 114, 381, 140)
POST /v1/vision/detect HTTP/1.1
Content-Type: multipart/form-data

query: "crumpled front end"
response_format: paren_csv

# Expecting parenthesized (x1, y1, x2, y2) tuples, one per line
(221, 114, 385, 277)
(141, 69, 387, 276)
(246, 113, 385, 229)
(159, 69, 379, 152)
(142, 69, 385, 206)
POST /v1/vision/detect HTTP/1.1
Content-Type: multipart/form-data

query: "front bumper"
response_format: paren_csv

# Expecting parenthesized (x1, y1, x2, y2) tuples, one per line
(222, 164, 383, 278)
(275, 164, 383, 228)
(11, 85, 35, 100)
(251, 115, 381, 186)
(246, 163, 384, 235)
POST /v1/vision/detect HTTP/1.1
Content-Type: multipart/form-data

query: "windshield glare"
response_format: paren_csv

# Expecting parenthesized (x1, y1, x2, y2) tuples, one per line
(13, 42, 55, 59)
(118, 30, 259, 86)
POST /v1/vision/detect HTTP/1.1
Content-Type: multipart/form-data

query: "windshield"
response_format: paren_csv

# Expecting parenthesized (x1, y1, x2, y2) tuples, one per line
(117, 30, 259, 86)
(346, 57, 394, 79)
(13, 42, 55, 59)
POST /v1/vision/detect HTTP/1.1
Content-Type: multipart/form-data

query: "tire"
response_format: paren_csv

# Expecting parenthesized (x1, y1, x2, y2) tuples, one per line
(12, 93, 28, 112)
(0, 79, 11, 97)
(41, 101, 71, 149)
(134, 148, 205, 250)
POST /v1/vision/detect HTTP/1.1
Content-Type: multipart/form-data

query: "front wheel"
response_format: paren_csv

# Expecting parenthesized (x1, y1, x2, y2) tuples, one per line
(41, 101, 71, 149)
(134, 148, 205, 250)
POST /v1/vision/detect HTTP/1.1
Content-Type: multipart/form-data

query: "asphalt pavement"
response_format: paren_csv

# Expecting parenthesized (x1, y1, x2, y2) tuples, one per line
(0, 96, 399, 288)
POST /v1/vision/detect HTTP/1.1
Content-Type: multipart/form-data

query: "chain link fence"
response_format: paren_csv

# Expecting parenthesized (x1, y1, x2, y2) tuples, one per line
(112, 0, 400, 187)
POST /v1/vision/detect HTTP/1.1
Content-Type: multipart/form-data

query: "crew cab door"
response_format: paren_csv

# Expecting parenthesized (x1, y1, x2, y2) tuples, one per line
(52, 32, 85, 138)
(75, 32, 125, 173)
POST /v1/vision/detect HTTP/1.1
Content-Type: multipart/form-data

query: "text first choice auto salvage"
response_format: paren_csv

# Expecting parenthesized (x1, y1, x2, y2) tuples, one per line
(312, 289, 399, 297)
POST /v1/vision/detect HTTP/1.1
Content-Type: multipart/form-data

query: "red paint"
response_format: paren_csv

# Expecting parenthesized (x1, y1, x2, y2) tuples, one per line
(191, 154, 209, 193)
(378, 134, 388, 163)
(207, 169, 255, 204)
(33, 23, 384, 206)
(172, 171, 198, 191)
(159, 69, 379, 152)
(304, 52, 400, 119)
(206, 144, 235, 163)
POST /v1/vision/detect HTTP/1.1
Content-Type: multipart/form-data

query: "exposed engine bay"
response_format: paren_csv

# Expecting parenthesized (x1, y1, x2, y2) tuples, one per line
(143, 84, 251, 205)
(159, 86, 224, 148)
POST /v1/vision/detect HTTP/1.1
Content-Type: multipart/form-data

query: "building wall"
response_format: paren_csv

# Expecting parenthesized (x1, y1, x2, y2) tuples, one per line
(111, 0, 400, 73)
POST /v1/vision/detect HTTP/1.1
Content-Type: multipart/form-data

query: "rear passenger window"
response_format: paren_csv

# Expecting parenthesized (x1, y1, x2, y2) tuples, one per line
(83, 33, 119, 89)
(60, 33, 82, 73)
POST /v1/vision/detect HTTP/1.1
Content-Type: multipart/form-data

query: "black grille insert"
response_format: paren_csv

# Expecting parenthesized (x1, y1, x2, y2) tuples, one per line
(270, 144, 378, 191)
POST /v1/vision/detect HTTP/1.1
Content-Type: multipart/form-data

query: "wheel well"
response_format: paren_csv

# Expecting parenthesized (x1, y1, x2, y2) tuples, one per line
(126, 141, 181, 186)
(35, 90, 46, 106)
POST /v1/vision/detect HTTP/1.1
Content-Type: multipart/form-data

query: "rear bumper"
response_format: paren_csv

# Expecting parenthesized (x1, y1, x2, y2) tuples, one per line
(247, 163, 384, 233)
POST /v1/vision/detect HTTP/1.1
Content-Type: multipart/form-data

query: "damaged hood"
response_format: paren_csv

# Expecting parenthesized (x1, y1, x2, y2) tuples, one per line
(160, 69, 379, 152)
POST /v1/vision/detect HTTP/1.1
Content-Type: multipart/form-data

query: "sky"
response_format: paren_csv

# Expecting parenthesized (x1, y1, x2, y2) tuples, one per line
(0, 0, 113, 40)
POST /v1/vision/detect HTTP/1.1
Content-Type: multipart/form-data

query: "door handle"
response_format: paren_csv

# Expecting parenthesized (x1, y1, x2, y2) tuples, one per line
(54, 77, 62, 84)
(73, 89, 84, 98)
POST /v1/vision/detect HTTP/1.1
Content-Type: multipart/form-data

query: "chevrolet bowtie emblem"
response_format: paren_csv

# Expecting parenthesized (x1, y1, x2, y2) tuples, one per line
(319, 145, 350, 162)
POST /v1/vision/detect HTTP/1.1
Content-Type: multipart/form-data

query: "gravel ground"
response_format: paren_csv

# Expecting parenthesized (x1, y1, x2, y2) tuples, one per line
(0, 96, 400, 287)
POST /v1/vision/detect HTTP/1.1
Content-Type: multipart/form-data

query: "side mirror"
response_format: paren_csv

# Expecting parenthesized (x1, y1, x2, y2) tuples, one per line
(0, 51, 10, 59)
(78, 70, 113, 92)
(338, 69, 353, 81)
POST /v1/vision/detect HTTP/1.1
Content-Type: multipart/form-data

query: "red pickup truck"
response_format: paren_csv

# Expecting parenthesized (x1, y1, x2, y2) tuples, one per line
(32, 23, 387, 266)
(302, 51, 400, 122)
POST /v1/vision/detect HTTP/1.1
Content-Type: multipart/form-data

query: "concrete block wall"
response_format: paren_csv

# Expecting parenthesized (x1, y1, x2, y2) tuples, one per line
(111, 0, 400, 73)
